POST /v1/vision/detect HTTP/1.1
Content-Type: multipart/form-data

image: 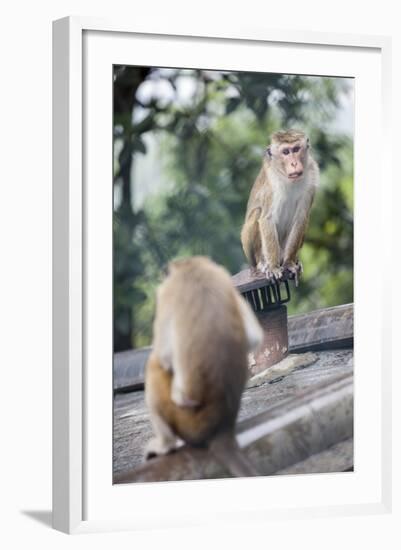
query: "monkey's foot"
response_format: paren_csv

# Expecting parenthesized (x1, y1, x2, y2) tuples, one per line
(256, 261, 266, 273)
(144, 437, 182, 460)
(283, 261, 302, 286)
(258, 263, 284, 283)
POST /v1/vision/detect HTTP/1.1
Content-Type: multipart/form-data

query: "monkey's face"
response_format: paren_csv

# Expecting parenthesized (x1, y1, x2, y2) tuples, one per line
(273, 140, 308, 182)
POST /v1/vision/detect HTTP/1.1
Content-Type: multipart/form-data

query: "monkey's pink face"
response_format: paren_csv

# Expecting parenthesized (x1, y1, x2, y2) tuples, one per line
(277, 141, 307, 181)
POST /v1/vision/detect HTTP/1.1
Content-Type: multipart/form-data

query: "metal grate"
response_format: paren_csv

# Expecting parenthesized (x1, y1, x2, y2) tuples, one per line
(242, 279, 291, 312)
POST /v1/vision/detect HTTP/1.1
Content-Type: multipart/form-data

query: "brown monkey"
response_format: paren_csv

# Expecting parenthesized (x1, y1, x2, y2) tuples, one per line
(145, 256, 263, 477)
(241, 129, 319, 284)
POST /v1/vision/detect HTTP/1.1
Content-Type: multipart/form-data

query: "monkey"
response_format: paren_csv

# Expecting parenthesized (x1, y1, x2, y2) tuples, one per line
(241, 129, 319, 285)
(144, 256, 263, 477)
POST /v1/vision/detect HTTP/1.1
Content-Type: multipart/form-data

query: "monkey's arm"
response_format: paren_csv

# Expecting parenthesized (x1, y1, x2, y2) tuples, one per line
(282, 194, 314, 281)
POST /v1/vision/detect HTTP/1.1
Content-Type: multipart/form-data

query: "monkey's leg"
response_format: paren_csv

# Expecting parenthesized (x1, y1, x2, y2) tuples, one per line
(241, 208, 261, 268)
(145, 411, 183, 459)
(257, 216, 282, 281)
(145, 352, 184, 459)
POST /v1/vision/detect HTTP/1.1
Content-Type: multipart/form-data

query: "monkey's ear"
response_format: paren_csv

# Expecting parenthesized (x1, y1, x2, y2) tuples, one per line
(306, 137, 310, 148)
(266, 147, 272, 158)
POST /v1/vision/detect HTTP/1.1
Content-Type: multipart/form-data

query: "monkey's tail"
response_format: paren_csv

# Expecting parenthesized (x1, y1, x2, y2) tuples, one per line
(209, 432, 259, 478)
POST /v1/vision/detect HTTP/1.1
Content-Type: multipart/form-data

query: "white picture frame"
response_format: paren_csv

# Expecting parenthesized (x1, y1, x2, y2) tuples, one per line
(52, 16, 392, 534)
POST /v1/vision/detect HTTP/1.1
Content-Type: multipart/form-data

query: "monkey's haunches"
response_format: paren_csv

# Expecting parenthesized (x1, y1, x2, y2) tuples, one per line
(146, 352, 238, 447)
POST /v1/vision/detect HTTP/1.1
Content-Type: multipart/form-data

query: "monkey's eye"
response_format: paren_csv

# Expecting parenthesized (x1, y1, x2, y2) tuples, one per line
(282, 149, 290, 155)
(293, 146, 300, 153)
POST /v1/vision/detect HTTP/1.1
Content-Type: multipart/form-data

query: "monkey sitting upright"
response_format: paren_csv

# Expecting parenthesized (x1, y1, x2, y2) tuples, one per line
(241, 129, 319, 284)
(145, 256, 263, 477)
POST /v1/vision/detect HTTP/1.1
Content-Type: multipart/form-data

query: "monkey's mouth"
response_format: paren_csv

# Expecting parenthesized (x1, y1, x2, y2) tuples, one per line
(288, 171, 303, 180)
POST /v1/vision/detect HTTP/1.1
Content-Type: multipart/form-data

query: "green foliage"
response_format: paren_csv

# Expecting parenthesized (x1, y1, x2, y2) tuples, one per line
(113, 67, 353, 351)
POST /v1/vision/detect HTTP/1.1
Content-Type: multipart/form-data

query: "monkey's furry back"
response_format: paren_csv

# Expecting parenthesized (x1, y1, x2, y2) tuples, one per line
(150, 256, 251, 442)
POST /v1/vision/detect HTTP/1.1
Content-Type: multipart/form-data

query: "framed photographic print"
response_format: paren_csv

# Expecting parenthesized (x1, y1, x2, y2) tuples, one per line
(52, 17, 392, 534)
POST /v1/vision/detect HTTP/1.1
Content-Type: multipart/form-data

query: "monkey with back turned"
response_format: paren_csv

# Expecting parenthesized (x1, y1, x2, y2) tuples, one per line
(145, 256, 263, 477)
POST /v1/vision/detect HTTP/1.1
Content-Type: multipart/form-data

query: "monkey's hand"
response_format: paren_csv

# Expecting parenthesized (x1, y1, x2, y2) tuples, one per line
(283, 260, 303, 286)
